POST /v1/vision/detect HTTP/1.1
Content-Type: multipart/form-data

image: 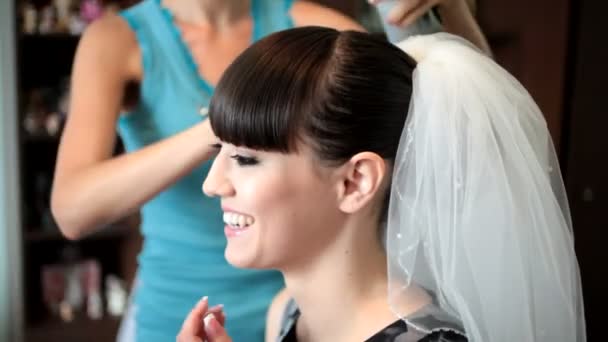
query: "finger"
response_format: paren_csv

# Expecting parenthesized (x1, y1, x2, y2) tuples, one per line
(387, 0, 423, 24)
(218, 311, 226, 327)
(204, 313, 232, 342)
(208, 304, 224, 313)
(208, 305, 226, 326)
(176, 332, 203, 342)
(180, 297, 209, 338)
(398, 1, 437, 28)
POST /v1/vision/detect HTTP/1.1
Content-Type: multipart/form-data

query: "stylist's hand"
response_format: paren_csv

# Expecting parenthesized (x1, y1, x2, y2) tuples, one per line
(177, 297, 230, 342)
(369, 0, 463, 28)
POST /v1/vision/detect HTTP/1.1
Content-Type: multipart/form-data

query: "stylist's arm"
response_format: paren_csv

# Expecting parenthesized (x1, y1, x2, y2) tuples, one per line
(177, 297, 229, 342)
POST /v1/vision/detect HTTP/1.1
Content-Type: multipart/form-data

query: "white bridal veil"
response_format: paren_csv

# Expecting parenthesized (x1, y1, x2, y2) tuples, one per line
(386, 33, 586, 342)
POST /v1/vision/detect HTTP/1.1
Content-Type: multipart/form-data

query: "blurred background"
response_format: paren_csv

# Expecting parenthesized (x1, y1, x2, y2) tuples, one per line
(0, 0, 605, 341)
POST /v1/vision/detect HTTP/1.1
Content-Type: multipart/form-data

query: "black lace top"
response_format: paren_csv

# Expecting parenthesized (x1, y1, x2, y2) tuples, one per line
(276, 299, 467, 342)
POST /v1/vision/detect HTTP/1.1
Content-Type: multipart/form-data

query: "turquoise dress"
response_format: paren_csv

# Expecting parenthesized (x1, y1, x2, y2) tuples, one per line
(117, 0, 292, 340)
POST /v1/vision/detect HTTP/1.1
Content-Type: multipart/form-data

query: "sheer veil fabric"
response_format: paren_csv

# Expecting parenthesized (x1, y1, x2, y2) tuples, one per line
(386, 33, 586, 342)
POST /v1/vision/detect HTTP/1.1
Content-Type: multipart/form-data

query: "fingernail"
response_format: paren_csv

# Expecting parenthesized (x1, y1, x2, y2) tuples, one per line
(209, 304, 224, 310)
(203, 313, 214, 327)
(204, 313, 224, 338)
(197, 296, 208, 307)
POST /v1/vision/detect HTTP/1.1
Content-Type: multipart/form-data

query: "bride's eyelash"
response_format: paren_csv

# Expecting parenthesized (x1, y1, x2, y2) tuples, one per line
(230, 154, 259, 166)
(211, 143, 259, 166)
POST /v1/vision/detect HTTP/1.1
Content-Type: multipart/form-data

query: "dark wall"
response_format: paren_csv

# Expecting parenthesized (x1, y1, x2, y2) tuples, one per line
(564, 1, 608, 340)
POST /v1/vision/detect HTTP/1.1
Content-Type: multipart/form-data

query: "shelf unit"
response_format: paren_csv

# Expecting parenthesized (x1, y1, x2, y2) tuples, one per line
(13, 1, 141, 341)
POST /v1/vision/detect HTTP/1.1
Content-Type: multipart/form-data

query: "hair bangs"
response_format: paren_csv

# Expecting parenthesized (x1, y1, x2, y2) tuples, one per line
(208, 27, 340, 152)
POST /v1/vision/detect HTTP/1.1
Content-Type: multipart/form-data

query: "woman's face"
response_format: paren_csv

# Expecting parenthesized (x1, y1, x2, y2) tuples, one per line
(203, 142, 344, 270)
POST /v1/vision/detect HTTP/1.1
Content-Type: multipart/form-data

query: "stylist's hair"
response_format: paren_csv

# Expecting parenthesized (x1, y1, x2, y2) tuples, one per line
(209, 26, 416, 167)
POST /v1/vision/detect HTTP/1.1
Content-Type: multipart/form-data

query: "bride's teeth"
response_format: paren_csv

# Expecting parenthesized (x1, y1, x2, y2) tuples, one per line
(230, 213, 237, 226)
(223, 212, 253, 228)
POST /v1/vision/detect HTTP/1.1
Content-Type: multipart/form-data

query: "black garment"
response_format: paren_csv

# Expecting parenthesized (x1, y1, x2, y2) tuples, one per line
(277, 299, 467, 342)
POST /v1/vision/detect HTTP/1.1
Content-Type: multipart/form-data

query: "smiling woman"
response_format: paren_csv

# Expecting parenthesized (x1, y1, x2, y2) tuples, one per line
(189, 26, 586, 342)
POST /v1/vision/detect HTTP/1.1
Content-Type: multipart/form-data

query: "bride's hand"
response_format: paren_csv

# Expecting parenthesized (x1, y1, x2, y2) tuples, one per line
(177, 297, 229, 342)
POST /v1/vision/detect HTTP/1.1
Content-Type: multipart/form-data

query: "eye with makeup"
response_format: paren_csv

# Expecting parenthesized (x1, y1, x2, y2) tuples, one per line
(230, 154, 259, 166)
(211, 143, 259, 166)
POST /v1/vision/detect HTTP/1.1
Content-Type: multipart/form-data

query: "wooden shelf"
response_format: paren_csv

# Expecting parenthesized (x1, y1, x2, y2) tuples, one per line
(23, 134, 61, 144)
(20, 33, 81, 40)
(14, 3, 142, 341)
(25, 222, 133, 243)
(25, 315, 121, 342)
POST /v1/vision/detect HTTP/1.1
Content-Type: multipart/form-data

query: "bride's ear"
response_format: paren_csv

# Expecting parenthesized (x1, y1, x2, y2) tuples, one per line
(335, 152, 387, 214)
